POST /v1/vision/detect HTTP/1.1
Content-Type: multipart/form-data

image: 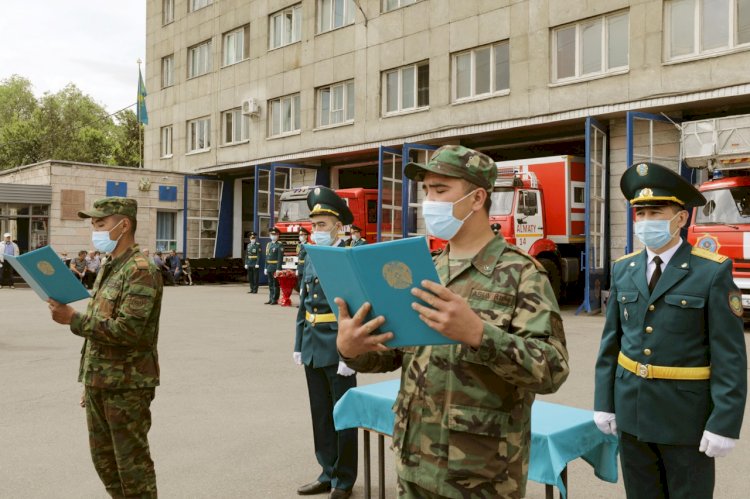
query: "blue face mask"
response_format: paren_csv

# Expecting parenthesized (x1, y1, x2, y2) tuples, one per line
(311, 226, 338, 246)
(634, 213, 679, 249)
(422, 190, 477, 240)
(91, 220, 124, 253)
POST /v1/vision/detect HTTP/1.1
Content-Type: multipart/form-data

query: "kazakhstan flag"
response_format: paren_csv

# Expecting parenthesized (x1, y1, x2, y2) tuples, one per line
(137, 68, 148, 125)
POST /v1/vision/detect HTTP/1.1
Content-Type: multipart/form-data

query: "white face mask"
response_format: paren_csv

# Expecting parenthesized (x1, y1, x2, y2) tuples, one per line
(352, 234, 360, 241)
(299, 235, 307, 243)
(311, 225, 339, 246)
(270, 235, 278, 242)
(422, 190, 477, 240)
(91, 220, 125, 254)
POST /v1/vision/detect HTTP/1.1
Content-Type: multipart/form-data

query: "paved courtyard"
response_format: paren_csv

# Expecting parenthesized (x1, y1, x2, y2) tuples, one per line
(1, 284, 748, 498)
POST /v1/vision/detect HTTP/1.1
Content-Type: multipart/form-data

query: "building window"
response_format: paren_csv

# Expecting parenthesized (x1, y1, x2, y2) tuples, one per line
(222, 108, 249, 145)
(186, 178, 221, 258)
(190, 0, 212, 12)
(552, 11, 629, 82)
(187, 117, 211, 153)
(156, 211, 177, 252)
(452, 41, 510, 102)
(163, 0, 174, 24)
(223, 25, 249, 66)
(318, 0, 356, 33)
(188, 40, 212, 78)
(162, 54, 174, 88)
(318, 81, 354, 127)
(383, 61, 429, 115)
(269, 4, 302, 49)
(161, 126, 173, 158)
(383, 0, 416, 12)
(269, 94, 301, 137)
(665, 0, 750, 60)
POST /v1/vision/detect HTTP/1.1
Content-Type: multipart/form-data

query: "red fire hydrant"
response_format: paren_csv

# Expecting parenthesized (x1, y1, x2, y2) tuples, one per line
(274, 269, 298, 307)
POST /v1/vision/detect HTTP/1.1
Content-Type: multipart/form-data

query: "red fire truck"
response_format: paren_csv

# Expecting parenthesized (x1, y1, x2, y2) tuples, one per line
(429, 156, 587, 299)
(275, 186, 379, 269)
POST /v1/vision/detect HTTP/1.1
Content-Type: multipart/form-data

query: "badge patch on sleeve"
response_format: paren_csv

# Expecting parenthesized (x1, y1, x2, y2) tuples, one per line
(729, 291, 743, 317)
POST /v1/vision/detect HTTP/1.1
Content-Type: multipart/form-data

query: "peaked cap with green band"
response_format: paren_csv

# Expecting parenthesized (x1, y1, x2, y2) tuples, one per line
(78, 196, 138, 220)
(621, 162, 706, 208)
(307, 186, 354, 225)
(404, 145, 497, 191)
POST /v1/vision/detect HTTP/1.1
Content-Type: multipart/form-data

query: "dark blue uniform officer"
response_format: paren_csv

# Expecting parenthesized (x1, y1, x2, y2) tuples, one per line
(265, 227, 284, 305)
(245, 232, 261, 293)
(594, 162, 747, 499)
(294, 187, 357, 499)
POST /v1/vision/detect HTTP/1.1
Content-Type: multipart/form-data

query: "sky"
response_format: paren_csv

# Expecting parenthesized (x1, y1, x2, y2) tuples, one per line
(0, 1, 147, 114)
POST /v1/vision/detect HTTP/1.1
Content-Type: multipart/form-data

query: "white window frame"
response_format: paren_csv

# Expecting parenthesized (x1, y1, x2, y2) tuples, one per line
(551, 10, 630, 83)
(317, 80, 355, 128)
(188, 40, 212, 78)
(664, 0, 750, 62)
(190, 0, 213, 12)
(163, 0, 174, 25)
(161, 125, 173, 158)
(383, 0, 416, 13)
(268, 94, 302, 137)
(451, 41, 510, 102)
(187, 117, 211, 153)
(318, 0, 356, 33)
(162, 54, 174, 88)
(269, 4, 302, 50)
(382, 61, 429, 116)
(222, 108, 250, 145)
(223, 25, 249, 67)
(156, 211, 178, 252)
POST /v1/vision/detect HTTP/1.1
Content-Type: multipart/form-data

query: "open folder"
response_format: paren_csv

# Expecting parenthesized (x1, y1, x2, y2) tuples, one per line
(304, 237, 458, 348)
(4, 245, 90, 304)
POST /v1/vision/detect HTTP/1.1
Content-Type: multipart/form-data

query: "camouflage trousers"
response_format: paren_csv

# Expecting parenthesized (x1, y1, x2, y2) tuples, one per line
(398, 477, 447, 498)
(85, 387, 157, 499)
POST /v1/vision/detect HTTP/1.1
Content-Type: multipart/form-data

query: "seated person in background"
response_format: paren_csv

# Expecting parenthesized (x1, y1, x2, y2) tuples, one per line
(70, 250, 88, 282)
(153, 251, 175, 286)
(182, 256, 193, 286)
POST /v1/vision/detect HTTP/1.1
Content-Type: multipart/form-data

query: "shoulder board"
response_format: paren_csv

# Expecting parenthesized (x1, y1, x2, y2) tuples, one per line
(691, 246, 728, 263)
(614, 250, 642, 263)
(134, 254, 149, 270)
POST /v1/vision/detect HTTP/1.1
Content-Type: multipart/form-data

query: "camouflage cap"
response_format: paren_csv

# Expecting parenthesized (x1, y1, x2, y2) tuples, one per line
(404, 145, 497, 191)
(78, 196, 138, 220)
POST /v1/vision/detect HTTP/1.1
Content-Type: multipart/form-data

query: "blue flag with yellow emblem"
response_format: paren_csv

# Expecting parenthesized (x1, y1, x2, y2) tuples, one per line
(137, 67, 148, 125)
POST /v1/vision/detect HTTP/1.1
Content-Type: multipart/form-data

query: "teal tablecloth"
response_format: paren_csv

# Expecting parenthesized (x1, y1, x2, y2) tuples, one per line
(333, 379, 619, 498)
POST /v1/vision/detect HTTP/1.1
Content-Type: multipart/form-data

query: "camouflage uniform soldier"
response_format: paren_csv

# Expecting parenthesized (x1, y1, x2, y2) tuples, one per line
(49, 197, 163, 499)
(336, 146, 570, 499)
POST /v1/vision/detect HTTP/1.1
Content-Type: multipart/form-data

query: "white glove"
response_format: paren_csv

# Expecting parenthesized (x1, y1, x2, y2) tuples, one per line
(337, 361, 356, 377)
(292, 352, 302, 366)
(594, 411, 617, 435)
(255, 265, 259, 269)
(244, 264, 248, 269)
(263, 268, 267, 275)
(699, 430, 737, 458)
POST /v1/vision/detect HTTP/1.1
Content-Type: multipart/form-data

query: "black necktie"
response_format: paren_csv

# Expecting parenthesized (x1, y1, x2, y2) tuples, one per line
(649, 256, 662, 293)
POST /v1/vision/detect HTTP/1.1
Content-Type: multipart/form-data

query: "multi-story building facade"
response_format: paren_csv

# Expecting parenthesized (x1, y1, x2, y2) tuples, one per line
(144, 0, 750, 308)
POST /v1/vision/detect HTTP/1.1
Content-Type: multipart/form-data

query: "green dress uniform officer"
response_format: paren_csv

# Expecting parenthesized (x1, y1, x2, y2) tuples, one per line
(349, 225, 366, 247)
(296, 226, 310, 278)
(337, 146, 570, 499)
(265, 227, 284, 305)
(245, 232, 261, 293)
(48, 197, 163, 499)
(594, 162, 747, 499)
(293, 187, 358, 499)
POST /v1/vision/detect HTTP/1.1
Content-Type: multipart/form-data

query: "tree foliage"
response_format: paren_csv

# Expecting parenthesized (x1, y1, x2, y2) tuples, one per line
(0, 75, 142, 169)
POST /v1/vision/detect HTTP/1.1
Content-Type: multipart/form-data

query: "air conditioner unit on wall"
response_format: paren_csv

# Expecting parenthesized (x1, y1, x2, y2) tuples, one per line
(242, 98, 260, 117)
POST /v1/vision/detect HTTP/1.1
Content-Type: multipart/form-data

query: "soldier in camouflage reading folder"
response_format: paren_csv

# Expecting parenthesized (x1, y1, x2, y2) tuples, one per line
(336, 145, 570, 498)
(48, 196, 163, 499)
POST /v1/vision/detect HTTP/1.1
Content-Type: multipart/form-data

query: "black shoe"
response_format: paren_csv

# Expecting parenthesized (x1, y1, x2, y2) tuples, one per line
(270, 301, 277, 305)
(329, 489, 352, 499)
(297, 481, 331, 495)
(264, 300, 272, 304)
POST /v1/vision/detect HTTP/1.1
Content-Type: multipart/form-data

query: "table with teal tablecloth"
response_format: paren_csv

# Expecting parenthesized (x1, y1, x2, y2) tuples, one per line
(333, 379, 619, 499)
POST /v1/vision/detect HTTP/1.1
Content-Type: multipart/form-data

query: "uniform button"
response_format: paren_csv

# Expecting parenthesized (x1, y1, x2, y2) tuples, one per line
(313, 293, 318, 299)
(648, 305, 655, 311)
(313, 307, 318, 312)
(315, 278, 319, 283)
(645, 326, 653, 334)
(621, 296, 627, 302)
(643, 348, 652, 356)
(681, 299, 687, 306)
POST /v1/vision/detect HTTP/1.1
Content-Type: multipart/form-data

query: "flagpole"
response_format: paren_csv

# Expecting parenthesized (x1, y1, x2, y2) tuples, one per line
(137, 58, 143, 168)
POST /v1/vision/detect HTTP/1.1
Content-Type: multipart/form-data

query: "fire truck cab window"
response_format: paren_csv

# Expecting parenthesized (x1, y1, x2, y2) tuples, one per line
(517, 190, 538, 217)
(695, 187, 750, 224)
(490, 189, 514, 216)
(278, 198, 311, 222)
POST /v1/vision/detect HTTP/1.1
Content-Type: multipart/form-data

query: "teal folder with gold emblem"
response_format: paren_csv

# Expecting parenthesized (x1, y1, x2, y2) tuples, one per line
(304, 237, 458, 347)
(4, 245, 90, 304)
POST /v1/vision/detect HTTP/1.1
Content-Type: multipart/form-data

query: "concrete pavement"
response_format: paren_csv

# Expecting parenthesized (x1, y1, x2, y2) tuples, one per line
(1, 284, 748, 498)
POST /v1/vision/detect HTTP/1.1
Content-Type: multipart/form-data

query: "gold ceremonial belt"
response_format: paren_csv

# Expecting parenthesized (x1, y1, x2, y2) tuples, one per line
(618, 352, 711, 380)
(249, 256, 258, 259)
(305, 311, 337, 324)
(298, 259, 305, 263)
(266, 260, 278, 263)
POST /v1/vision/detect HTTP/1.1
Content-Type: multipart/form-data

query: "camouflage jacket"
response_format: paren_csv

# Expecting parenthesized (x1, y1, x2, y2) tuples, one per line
(70, 244, 163, 389)
(346, 236, 569, 498)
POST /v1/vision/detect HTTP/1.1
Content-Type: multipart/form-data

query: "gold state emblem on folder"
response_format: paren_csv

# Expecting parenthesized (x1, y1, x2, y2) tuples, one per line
(36, 260, 55, 276)
(382, 261, 412, 289)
